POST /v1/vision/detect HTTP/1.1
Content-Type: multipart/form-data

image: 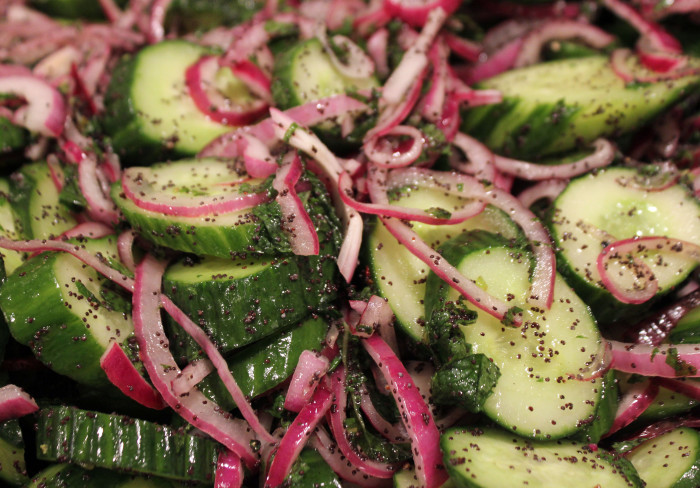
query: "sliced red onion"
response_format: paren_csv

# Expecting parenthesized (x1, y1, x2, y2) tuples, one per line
(348, 295, 395, 343)
(604, 377, 659, 437)
(364, 125, 425, 168)
(421, 39, 449, 124)
(237, 134, 278, 178)
(186, 55, 269, 127)
(628, 416, 700, 443)
(362, 334, 448, 488)
(284, 350, 330, 413)
(328, 367, 400, 479)
(460, 37, 523, 84)
(638, 39, 688, 73)
(315, 24, 375, 80)
(33, 45, 80, 81)
(121, 166, 268, 218)
(365, 73, 425, 141)
(171, 359, 215, 396)
(77, 150, 121, 225)
(228, 60, 274, 104)
(517, 179, 567, 208)
(444, 32, 482, 62)
(133, 255, 258, 466)
(46, 154, 65, 192)
(147, 0, 173, 43)
(615, 160, 680, 192)
(384, 0, 460, 27)
(631, 289, 700, 346)
(0, 385, 38, 422)
(381, 7, 447, 105)
(60, 222, 114, 240)
(601, 0, 681, 54)
(367, 28, 390, 78)
(269, 108, 363, 281)
(161, 295, 276, 444)
(451, 132, 496, 182)
(99, 341, 166, 410)
(359, 387, 407, 442)
(475, 0, 582, 20)
(215, 449, 243, 488)
(514, 20, 615, 68)
(70, 62, 98, 116)
(451, 86, 503, 108)
(656, 377, 700, 401)
(0, 73, 66, 137)
(353, 0, 392, 36)
(99, 0, 123, 22)
(494, 138, 615, 181)
(610, 340, 700, 377)
(116, 230, 137, 273)
(265, 386, 333, 487)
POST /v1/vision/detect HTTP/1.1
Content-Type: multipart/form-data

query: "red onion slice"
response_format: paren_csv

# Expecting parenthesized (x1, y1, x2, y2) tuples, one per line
(133, 255, 258, 467)
(284, 350, 330, 413)
(147, 0, 173, 43)
(77, 150, 121, 225)
(359, 387, 407, 442)
(228, 59, 274, 104)
(610, 340, 700, 377)
(461, 37, 523, 84)
(59, 222, 114, 240)
(215, 449, 244, 488)
(362, 334, 448, 488)
(601, 0, 681, 54)
(0, 385, 38, 422)
(444, 32, 482, 62)
(121, 165, 268, 218)
(604, 377, 659, 437)
(99, 342, 167, 410)
(367, 28, 390, 78)
(384, 0, 460, 27)
(656, 377, 700, 401)
(272, 151, 320, 256)
(364, 125, 425, 169)
(264, 386, 333, 487)
(517, 179, 568, 208)
(315, 24, 375, 80)
(172, 359, 215, 396)
(0, 74, 66, 137)
(238, 134, 278, 178)
(451, 132, 496, 182)
(117, 230, 137, 274)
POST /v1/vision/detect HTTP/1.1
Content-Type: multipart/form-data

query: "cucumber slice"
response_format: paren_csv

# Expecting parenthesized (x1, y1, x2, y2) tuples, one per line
(0, 235, 133, 387)
(28, 0, 128, 19)
(9, 161, 77, 240)
(103, 40, 234, 164)
(670, 304, 700, 343)
(0, 178, 25, 275)
(365, 184, 519, 343)
(196, 317, 326, 409)
(441, 426, 643, 488)
(425, 231, 604, 439)
(570, 370, 618, 444)
(549, 167, 700, 324)
(0, 117, 27, 165)
(462, 55, 700, 159)
(284, 449, 342, 487)
(625, 428, 700, 488)
(616, 373, 700, 423)
(0, 419, 27, 486)
(26, 464, 176, 488)
(394, 469, 455, 487)
(166, 0, 263, 32)
(35, 406, 219, 483)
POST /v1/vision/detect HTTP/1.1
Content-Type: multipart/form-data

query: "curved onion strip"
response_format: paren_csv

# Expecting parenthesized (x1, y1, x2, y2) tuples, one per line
(284, 350, 330, 413)
(443, 32, 481, 62)
(616, 161, 680, 192)
(264, 386, 333, 487)
(133, 255, 258, 466)
(60, 222, 114, 240)
(0, 385, 38, 422)
(601, 0, 681, 54)
(147, 0, 173, 43)
(117, 230, 137, 273)
(99, 342, 167, 410)
(272, 152, 320, 256)
(515, 20, 615, 68)
(228, 60, 274, 104)
(121, 167, 269, 218)
(238, 134, 278, 178)
(597, 236, 700, 305)
(656, 377, 700, 401)
(451, 132, 496, 182)
(172, 359, 215, 396)
(311, 427, 391, 487)
(77, 151, 121, 225)
(421, 40, 449, 123)
(604, 378, 659, 438)
(315, 24, 375, 79)
(460, 37, 523, 84)
(362, 334, 448, 488)
(0, 237, 135, 292)
(610, 48, 700, 84)
(364, 125, 425, 168)
(381, 8, 447, 105)
(610, 340, 700, 377)
(359, 387, 407, 442)
(339, 170, 485, 225)
(0, 74, 66, 137)
(517, 179, 568, 208)
(367, 28, 390, 78)
(633, 289, 700, 346)
(185, 55, 269, 127)
(494, 138, 615, 181)
(161, 295, 276, 444)
(637, 37, 688, 73)
(630, 416, 700, 443)
(215, 449, 243, 488)
(269, 108, 363, 281)
(365, 73, 425, 141)
(567, 340, 613, 382)
(384, 0, 460, 27)
(328, 367, 399, 479)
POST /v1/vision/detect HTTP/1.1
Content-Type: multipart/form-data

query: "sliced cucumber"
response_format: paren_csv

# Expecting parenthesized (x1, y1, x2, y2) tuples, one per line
(35, 405, 218, 483)
(549, 166, 700, 324)
(0, 419, 27, 486)
(25, 464, 176, 488)
(462, 55, 700, 159)
(28, 0, 127, 19)
(625, 427, 700, 488)
(365, 184, 519, 343)
(670, 304, 700, 343)
(9, 160, 77, 240)
(283, 449, 342, 488)
(425, 231, 604, 439)
(166, 0, 263, 32)
(394, 469, 455, 487)
(616, 373, 700, 423)
(441, 426, 643, 488)
(103, 40, 234, 163)
(0, 117, 27, 165)
(0, 235, 133, 387)
(570, 370, 618, 444)
(0, 178, 25, 275)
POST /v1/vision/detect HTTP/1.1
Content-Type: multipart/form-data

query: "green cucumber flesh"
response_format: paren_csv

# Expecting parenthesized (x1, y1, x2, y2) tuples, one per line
(425, 231, 604, 439)
(394, 469, 455, 487)
(625, 427, 700, 488)
(165, 0, 263, 32)
(441, 426, 643, 488)
(25, 464, 176, 488)
(549, 166, 700, 324)
(366, 184, 519, 343)
(0, 178, 25, 275)
(462, 55, 700, 159)
(617, 373, 700, 423)
(283, 449, 342, 488)
(0, 419, 27, 486)
(35, 405, 218, 483)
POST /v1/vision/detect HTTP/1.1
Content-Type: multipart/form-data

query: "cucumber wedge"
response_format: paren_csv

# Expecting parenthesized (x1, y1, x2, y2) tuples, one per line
(441, 426, 643, 488)
(548, 166, 700, 324)
(0, 419, 27, 486)
(462, 55, 700, 159)
(425, 231, 605, 439)
(0, 178, 25, 275)
(365, 184, 519, 343)
(625, 428, 700, 488)
(26, 464, 176, 488)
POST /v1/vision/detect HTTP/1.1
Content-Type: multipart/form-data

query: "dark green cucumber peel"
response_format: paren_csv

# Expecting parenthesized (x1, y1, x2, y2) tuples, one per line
(283, 449, 342, 488)
(0, 117, 28, 165)
(462, 55, 700, 159)
(35, 406, 219, 483)
(193, 317, 328, 409)
(28, 0, 128, 19)
(165, 0, 264, 32)
(569, 369, 618, 444)
(25, 463, 175, 488)
(0, 419, 27, 486)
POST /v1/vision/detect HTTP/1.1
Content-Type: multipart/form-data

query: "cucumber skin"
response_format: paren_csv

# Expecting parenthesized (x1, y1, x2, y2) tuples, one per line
(0, 419, 27, 486)
(35, 406, 219, 484)
(25, 464, 176, 488)
(196, 317, 327, 409)
(28, 0, 128, 19)
(284, 449, 342, 488)
(0, 116, 27, 165)
(166, 0, 263, 32)
(570, 370, 617, 444)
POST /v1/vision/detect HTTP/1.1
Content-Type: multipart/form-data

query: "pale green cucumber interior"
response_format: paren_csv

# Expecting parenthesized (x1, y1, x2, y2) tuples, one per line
(552, 167, 700, 295)
(0, 179, 24, 274)
(626, 428, 700, 488)
(446, 247, 602, 438)
(28, 164, 76, 239)
(165, 254, 270, 283)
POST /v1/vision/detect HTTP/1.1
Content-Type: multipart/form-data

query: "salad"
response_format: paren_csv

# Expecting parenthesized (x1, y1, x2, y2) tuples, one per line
(2, 0, 700, 486)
